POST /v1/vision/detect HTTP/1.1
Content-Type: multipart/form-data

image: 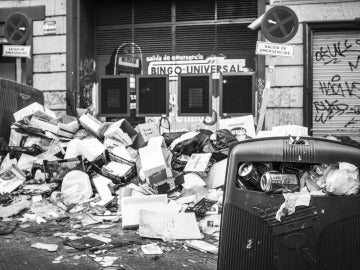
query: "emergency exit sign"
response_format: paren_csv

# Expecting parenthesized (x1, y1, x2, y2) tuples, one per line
(2, 45, 31, 58)
(256, 41, 294, 57)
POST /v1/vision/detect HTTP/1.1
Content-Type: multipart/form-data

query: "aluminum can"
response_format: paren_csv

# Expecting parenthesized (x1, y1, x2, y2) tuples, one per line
(238, 163, 260, 188)
(260, 171, 299, 193)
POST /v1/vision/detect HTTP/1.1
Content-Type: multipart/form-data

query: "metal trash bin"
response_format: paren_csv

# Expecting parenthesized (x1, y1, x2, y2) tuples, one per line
(0, 78, 44, 142)
(218, 137, 360, 270)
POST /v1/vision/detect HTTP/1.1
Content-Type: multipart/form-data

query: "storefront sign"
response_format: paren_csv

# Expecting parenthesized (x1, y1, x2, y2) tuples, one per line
(256, 41, 294, 57)
(118, 55, 140, 68)
(145, 54, 247, 76)
(44, 21, 56, 35)
(2, 45, 31, 58)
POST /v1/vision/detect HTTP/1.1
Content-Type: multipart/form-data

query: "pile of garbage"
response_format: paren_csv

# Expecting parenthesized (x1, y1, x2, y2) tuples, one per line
(0, 102, 236, 266)
(1, 102, 360, 267)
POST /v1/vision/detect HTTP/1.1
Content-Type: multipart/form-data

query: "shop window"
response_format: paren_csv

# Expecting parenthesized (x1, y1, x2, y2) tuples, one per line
(178, 74, 212, 116)
(136, 75, 169, 116)
(220, 73, 255, 116)
(99, 75, 130, 117)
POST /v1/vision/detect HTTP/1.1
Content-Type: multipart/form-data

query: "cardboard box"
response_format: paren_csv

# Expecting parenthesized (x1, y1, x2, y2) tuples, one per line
(79, 113, 102, 137)
(219, 115, 256, 139)
(121, 194, 168, 228)
(153, 171, 184, 194)
(134, 122, 160, 147)
(104, 119, 137, 147)
(184, 153, 212, 173)
(139, 145, 168, 185)
(0, 164, 26, 194)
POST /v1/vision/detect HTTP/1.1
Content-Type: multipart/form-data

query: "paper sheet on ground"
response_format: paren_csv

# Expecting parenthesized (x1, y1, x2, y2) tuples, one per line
(139, 209, 202, 241)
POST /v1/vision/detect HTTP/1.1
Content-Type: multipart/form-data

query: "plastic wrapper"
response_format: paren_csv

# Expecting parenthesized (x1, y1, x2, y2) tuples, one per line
(162, 132, 187, 147)
(325, 162, 360, 195)
(61, 170, 93, 206)
(171, 130, 215, 158)
(213, 129, 238, 150)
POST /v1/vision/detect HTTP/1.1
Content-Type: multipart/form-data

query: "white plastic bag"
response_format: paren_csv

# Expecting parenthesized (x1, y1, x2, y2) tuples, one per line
(61, 170, 93, 205)
(325, 162, 360, 195)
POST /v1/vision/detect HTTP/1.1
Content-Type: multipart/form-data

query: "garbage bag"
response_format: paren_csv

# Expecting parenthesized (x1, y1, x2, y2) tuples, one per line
(213, 129, 238, 150)
(172, 130, 215, 158)
(325, 162, 360, 195)
(61, 170, 93, 205)
(162, 132, 188, 147)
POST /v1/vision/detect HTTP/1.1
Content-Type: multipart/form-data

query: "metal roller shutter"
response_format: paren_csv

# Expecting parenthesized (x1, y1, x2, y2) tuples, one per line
(312, 31, 360, 141)
(175, 25, 216, 53)
(217, 0, 257, 20)
(176, 0, 215, 21)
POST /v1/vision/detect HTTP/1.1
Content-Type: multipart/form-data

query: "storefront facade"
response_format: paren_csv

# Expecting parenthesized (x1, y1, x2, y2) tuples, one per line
(0, 0, 67, 116)
(1, 1, 358, 140)
(72, 0, 263, 131)
(268, 0, 360, 141)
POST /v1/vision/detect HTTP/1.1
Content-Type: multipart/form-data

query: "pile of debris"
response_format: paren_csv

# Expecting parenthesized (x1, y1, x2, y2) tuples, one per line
(1, 103, 359, 268)
(0, 103, 233, 267)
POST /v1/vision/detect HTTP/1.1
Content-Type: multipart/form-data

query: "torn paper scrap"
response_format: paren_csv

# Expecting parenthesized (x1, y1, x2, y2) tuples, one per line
(139, 209, 202, 241)
(185, 240, 218, 254)
(31, 243, 58, 252)
(275, 192, 311, 222)
(141, 243, 163, 255)
(88, 233, 112, 244)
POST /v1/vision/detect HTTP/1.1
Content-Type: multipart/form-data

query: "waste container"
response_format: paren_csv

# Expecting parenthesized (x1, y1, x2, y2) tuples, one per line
(0, 78, 44, 143)
(218, 137, 360, 270)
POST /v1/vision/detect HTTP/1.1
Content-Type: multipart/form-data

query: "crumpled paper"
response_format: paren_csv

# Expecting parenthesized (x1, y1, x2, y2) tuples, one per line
(325, 162, 360, 195)
(275, 191, 311, 222)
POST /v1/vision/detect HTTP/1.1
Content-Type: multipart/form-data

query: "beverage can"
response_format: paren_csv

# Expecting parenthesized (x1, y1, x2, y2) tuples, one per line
(260, 171, 299, 193)
(238, 163, 260, 188)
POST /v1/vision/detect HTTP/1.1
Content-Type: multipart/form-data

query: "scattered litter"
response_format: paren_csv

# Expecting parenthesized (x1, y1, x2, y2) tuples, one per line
(94, 256, 118, 267)
(121, 194, 168, 229)
(185, 240, 218, 254)
(52, 255, 63, 264)
(0, 164, 26, 194)
(88, 233, 112, 243)
(94, 224, 116, 229)
(63, 237, 105, 250)
(92, 174, 114, 206)
(0, 221, 18, 235)
(139, 210, 202, 241)
(54, 232, 81, 240)
(325, 162, 360, 195)
(61, 170, 93, 206)
(275, 191, 311, 222)
(31, 242, 58, 252)
(0, 195, 31, 218)
(141, 243, 163, 255)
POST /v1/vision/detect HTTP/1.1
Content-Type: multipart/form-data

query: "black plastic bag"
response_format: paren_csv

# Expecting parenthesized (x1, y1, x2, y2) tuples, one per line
(172, 130, 215, 158)
(214, 129, 238, 150)
(162, 132, 187, 147)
